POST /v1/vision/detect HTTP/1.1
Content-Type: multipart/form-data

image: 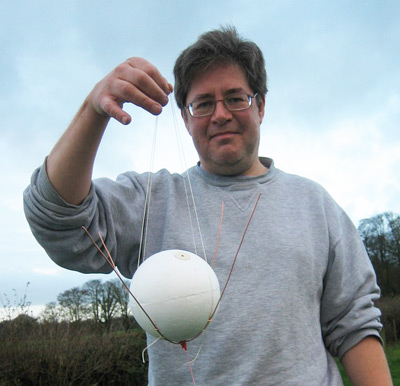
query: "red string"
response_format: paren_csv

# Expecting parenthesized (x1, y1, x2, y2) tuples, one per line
(207, 192, 261, 323)
(211, 201, 224, 268)
(181, 341, 197, 386)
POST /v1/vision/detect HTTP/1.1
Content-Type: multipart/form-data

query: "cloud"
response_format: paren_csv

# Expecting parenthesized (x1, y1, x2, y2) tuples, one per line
(32, 267, 61, 276)
(261, 96, 400, 225)
(1, 0, 399, 309)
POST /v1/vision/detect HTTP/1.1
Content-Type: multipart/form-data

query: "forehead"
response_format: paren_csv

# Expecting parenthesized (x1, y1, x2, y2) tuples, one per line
(187, 64, 250, 100)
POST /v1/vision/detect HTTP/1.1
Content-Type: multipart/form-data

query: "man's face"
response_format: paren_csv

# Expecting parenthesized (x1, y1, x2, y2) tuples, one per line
(182, 64, 265, 176)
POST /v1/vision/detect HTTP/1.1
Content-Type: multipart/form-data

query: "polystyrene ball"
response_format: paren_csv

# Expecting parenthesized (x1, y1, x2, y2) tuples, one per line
(129, 249, 220, 342)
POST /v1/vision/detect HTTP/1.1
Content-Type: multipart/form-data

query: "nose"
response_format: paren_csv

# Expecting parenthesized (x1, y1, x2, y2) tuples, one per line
(211, 100, 232, 124)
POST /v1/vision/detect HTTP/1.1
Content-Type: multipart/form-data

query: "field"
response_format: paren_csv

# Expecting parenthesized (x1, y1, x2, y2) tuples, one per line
(1, 316, 399, 385)
(0, 319, 148, 386)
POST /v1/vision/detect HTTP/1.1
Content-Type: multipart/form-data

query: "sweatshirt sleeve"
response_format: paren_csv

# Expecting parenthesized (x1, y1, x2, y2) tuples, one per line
(23, 162, 147, 278)
(320, 203, 382, 359)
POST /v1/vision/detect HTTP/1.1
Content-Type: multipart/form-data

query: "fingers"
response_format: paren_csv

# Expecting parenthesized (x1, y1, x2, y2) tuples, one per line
(90, 57, 174, 124)
(119, 58, 171, 106)
(123, 57, 172, 96)
(99, 95, 132, 125)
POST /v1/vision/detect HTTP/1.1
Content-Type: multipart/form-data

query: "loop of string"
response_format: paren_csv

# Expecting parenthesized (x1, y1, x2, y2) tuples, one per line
(137, 99, 207, 266)
(170, 99, 208, 262)
(82, 98, 261, 385)
(84, 99, 211, 347)
(82, 189, 261, 345)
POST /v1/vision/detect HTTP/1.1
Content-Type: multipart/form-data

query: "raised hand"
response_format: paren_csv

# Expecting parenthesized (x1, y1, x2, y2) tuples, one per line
(46, 57, 173, 204)
(88, 57, 173, 125)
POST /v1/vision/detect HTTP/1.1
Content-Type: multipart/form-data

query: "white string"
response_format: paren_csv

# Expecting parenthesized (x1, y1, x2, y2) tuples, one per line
(141, 336, 161, 363)
(137, 99, 208, 266)
(184, 332, 206, 365)
(137, 116, 158, 268)
(170, 99, 208, 262)
(169, 102, 198, 255)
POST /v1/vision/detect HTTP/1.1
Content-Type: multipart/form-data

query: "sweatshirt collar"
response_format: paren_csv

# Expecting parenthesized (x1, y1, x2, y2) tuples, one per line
(188, 157, 277, 187)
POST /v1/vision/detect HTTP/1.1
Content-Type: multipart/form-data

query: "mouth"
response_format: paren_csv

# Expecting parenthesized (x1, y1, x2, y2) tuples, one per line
(210, 131, 240, 140)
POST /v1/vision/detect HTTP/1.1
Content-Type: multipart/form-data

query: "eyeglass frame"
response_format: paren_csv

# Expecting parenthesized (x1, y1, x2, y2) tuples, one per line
(185, 92, 258, 118)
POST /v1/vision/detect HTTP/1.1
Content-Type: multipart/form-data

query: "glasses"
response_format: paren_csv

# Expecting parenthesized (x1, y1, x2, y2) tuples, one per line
(186, 92, 258, 117)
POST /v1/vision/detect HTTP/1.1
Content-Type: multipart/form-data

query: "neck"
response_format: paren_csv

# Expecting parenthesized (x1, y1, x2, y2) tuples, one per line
(200, 158, 268, 177)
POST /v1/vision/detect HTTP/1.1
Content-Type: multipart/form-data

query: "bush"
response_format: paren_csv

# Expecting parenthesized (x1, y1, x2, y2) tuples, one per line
(0, 319, 148, 385)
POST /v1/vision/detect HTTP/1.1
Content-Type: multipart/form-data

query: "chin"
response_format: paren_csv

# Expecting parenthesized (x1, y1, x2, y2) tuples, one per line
(209, 158, 251, 176)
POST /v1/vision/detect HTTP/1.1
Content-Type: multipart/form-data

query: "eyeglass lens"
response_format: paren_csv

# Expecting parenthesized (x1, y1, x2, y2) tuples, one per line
(189, 93, 253, 117)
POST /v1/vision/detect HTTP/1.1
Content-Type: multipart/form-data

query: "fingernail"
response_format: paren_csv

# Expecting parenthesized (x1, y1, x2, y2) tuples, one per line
(164, 79, 171, 94)
(151, 104, 162, 115)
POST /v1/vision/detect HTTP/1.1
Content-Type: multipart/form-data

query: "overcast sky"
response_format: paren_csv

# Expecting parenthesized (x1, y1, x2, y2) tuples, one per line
(1, 1, 399, 315)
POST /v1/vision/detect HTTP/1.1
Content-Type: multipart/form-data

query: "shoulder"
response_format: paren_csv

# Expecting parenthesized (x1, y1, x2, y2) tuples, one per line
(273, 164, 330, 199)
(270, 162, 351, 227)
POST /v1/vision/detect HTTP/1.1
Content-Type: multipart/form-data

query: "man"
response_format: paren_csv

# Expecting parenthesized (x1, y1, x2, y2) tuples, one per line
(24, 27, 392, 385)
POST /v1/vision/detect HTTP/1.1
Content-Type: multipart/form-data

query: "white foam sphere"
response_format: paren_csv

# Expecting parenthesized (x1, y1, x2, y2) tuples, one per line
(129, 249, 220, 342)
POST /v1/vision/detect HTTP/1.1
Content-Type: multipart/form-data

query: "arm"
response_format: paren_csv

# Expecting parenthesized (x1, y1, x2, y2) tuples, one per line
(341, 336, 392, 386)
(46, 57, 173, 205)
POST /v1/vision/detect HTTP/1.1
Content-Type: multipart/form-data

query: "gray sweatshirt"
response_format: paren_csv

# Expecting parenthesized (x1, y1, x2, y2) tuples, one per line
(23, 157, 382, 385)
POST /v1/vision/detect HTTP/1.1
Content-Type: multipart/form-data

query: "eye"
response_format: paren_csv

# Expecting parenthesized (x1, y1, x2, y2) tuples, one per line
(193, 100, 214, 110)
(225, 94, 248, 107)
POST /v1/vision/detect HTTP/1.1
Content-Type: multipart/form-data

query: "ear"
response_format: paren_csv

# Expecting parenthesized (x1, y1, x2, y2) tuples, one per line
(257, 94, 266, 124)
(181, 108, 192, 136)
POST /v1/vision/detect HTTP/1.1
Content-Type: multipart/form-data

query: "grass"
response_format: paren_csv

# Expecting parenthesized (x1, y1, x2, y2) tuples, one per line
(387, 343, 400, 383)
(337, 342, 400, 385)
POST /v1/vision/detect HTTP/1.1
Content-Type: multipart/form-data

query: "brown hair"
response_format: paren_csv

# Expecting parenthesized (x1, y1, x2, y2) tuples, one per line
(173, 26, 268, 109)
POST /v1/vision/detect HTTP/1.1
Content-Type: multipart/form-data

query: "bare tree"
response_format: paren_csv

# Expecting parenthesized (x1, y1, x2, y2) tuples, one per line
(57, 287, 88, 322)
(83, 280, 119, 332)
(40, 301, 61, 323)
(110, 278, 136, 331)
